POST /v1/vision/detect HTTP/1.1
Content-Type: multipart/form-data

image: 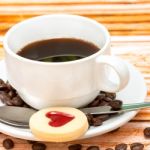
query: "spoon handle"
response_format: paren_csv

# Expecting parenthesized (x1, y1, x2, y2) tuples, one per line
(97, 102, 150, 114)
(98, 102, 150, 115)
(122, 102, 150, 111)
(81, 102, 150, 115)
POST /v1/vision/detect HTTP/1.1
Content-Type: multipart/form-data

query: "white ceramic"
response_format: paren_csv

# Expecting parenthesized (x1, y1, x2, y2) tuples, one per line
(0, 60, 147, 141)
(3, 14, 129, 109)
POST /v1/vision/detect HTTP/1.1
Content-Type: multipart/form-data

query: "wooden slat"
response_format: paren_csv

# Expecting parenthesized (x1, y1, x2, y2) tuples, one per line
(0, 0, 150, 4)
(0, 2, 150, 36)
(134, 109, 150, 120)
(1, 14, 150, 23)
(0, 4, 149, 36)
(111, 31, 150, 35)
(1, 23, 150, 36)
(0, 4, 150, 15)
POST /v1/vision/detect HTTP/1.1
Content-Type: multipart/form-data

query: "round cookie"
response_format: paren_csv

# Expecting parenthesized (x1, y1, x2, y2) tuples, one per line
(29, 107, 89, 142)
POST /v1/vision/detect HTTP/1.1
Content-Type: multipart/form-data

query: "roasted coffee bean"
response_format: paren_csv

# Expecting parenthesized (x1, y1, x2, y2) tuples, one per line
(130, 143, 144, 150)
(109, 100, 122, 110)
(0, 79, 4, 84)
(0, 91, 7, 96)
(92, 117, 103, 126)
(8, 91, 16, 99)
(11, 96, 24, 106)
(32, 142, 46, 150)
(86, 114, 94, 126)
(100, 91, 106, 94)
(105, 148, 113, 150)
(5, 100, 14, 106)
(0, 91, 12, 104)
(3, 138, 14, 149)
(94, 115, 110, 122)
(87, 146, 100, 150)
(99, 100, 109, 106)
(115, 143, 127, 150)
(68, 144, 82, 150)
(97, 94, 106, 101)
(104, 97, 113, 102)
(105, 92, 116, 100)
(144, 127, 150, 138)
(88, 99, 100, 107)
(6, 82, 15, 91)
(100, 91, 116, 99)
(0, 83, 8, 91)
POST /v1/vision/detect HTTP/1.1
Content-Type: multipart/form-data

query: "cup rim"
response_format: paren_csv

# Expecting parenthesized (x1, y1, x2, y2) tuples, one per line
(3, 14, 110, 66)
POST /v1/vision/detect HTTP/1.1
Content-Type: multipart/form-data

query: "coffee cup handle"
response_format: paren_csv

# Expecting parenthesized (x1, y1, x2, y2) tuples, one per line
(96, 55, 129, 92)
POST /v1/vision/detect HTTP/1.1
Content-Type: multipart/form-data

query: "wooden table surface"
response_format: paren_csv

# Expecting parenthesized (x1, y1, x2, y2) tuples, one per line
(0, 0, 150, 149)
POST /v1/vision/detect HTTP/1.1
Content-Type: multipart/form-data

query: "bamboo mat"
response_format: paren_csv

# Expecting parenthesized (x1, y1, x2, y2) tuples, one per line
(0, 0, 150, 36)
(0, 0, 150, 149)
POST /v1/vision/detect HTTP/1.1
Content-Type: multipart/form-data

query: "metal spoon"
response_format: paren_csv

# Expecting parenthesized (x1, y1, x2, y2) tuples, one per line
(0, 106, 36, 128)
(0, 102, 150, 128)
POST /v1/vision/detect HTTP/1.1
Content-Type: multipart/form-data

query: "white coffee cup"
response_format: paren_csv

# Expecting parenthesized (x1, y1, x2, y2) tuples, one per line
(3, 14, 129, 109)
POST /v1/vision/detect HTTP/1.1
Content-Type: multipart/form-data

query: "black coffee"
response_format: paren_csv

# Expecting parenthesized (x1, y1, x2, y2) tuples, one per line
(17, 38, 99, 62)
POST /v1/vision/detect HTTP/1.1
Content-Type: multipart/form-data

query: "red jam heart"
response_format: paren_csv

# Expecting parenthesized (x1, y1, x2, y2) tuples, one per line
(46, 111, 75, 127)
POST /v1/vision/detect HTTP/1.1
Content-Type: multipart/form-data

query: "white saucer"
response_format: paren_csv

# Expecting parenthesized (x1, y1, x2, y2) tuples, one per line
(0, 60, 147, 141)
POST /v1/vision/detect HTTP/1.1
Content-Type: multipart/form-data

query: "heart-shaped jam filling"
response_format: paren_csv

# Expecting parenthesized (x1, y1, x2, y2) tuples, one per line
(46, 111, 75, 127)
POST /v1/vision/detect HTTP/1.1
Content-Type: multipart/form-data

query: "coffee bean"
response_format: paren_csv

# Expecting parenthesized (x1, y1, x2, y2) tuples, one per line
(8, 91, 16, 99)
(109, 100, 122, 110)
(0, 83, 8, 91)
(97, 94, 106, 101)
(12, 96, 24, 106)
(86, 114, 94, 126)
(0, 91, 7, 96)
(130, 143, 144, 150)
(0, 91, 12, 104)
(144, 127, 150, 138)
(3, 138, 14, 149)
(0, 79, 5, 84)
(94, 115, 110, 122)
(105, 92, 116, 100)
(100, 91, 106, 94)
(6, 82, 15, 91)
(0, 80, 29, 108)
(105, 148, 113, 150)
(32, 142, 46, 150)
(88, 99, 100, 107)
(115, 143, 127, 150)
(68, 144, 82, 150)
(104, 97, 113, 102)
(87, 146, 100, 150)
(99, 100, 109, 106)
(92, 117, 103, 126)
(5, 100, 14, 106)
